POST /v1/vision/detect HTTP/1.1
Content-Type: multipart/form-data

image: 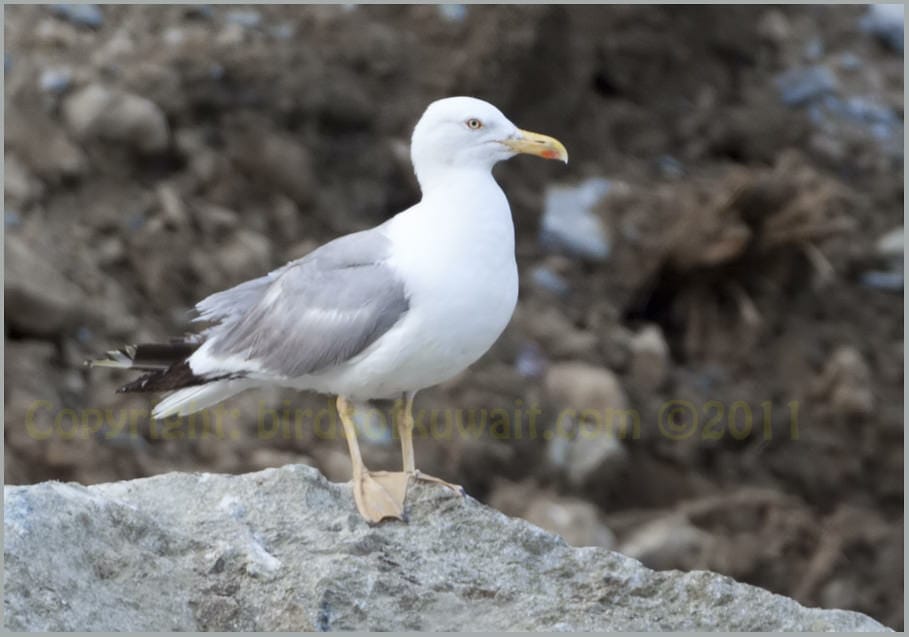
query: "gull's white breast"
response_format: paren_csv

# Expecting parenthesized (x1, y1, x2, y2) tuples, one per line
(300, 171, 519, 400)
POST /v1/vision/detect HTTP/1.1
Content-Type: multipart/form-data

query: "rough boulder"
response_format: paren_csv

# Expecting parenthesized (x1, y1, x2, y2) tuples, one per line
(4, 465, 889, 631)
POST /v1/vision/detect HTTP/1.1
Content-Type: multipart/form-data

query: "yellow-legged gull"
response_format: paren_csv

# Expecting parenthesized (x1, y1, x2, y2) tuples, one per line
(90, 96, 568, 522)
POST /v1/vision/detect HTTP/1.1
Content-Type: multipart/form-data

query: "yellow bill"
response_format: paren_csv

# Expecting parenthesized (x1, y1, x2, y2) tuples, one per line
(501, 129, 568, 163)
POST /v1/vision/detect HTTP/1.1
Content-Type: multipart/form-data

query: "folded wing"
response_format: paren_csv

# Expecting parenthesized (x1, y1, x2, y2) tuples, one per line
(193, 227, 410, 379)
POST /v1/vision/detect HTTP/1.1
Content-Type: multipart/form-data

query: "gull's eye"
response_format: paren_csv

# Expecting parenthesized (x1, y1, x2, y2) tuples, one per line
(466, 118, 483, 130)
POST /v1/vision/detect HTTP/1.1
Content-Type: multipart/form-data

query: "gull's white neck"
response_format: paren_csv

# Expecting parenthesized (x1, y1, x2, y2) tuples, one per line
(419, 167, 513, 245)
(416, 164, 498, 197)
(386, 164, 515, 275)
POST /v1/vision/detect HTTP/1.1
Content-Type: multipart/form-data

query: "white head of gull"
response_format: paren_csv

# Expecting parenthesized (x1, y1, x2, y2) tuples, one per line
(410, 96, 567, 190)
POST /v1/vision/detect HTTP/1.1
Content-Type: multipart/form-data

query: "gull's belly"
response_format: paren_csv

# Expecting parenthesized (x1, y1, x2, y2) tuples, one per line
(392, 260, 519, 389)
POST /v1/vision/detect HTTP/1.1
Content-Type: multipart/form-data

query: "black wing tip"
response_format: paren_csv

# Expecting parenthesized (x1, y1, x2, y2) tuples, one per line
(87, 340, 204, 375)
(116, 361, 236, 394)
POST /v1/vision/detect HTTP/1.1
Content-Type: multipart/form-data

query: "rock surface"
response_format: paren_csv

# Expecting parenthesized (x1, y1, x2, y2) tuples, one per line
(4, 465, 888, 632)
(5, 233, 87, 337)
(63, 84, 169, 153)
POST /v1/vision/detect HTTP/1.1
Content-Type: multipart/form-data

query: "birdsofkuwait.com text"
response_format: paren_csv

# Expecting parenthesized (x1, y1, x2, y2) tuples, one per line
(24, 399, 800, 442)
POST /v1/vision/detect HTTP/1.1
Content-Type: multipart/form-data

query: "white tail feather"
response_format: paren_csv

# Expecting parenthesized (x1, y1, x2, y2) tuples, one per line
(152, 380, 254, 419)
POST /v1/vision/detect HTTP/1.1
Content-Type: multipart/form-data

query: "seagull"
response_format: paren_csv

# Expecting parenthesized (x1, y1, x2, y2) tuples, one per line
(90, 96, 568, 522)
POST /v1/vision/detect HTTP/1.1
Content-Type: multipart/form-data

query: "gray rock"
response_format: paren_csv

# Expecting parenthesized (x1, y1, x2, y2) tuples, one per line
(859, 271, 903, 292)
(529, 264, 571, 296)
(656, 154, 685, 178)
(437, 4, 468, 23)
(628, 324, 670, 391)
(774, 66, 839, 107)
(802, 37, 824, 62)
(828, 96, 900, 130)
(861, 226, 903, 292)
(523, 495, 616, 549)
(544, 361, 629, 419)
(813, 346, 875, 418)
(226, 9, 261, 28)
(39, 67, 73, 94)
(544, 363, 632, 486)
(837, 51, 863, 71)
(876, 226, 903, 259)
(756, 9, 790, 44)
(514, 341, 547, 379)
(808, 95, 903, 158)
(488, 480, 615, 549)
(860, 3, 904, 52)
(63, 84, 169, 153)
(540, 177, 612, 262)
(520, 305, 598, 359)
(5, 234, 85, 337)
(4, 466, 888, 631)
(270, 22, 295, 39)
(212, 229, 272, 283)
(4, 155, 44, 207)
(619, 513, 715, 572)
(50, 4, 103, 28)
(6, 103, 87, 181)
(546, 416, 629, 489)
(228, 126, 315, 206)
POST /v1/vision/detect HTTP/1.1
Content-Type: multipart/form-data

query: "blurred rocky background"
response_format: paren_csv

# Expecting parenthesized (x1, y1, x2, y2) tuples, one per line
(4, 4, 903, 629)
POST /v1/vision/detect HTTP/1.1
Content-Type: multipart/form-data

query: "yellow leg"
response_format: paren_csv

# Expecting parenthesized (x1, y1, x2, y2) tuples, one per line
(397, 393, 417, 473)
(395, 393, 465, 496)
(337, 396, 409, 523)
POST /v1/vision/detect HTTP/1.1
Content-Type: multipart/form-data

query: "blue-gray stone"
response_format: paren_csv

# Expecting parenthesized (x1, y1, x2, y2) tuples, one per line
(815, 93, 902, 156)
(876, 227, 903, 259)
(803, 37, 824, 61)
(270, 23, 295, 39)
(39, 68, 72, 94)
(657, 155, 685, 178)
(530, 265, 571, 297)
(226, 9, 261, 28)
(438, 4, 468, 22)
(515, 342, 547, 379)
(840, 96, 900, 127)
(51, 4, 103, 28)
(126, 213, 146, 232)
(860, 3, 904, 53)
(837, 52, 863, 71)
(540, 178, 612, 262)
(774, 66, 839, 107)
(860, 271, 903, 292)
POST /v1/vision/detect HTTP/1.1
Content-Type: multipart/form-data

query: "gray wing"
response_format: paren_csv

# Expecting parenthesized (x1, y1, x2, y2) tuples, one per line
(196, 228, 409, 378)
